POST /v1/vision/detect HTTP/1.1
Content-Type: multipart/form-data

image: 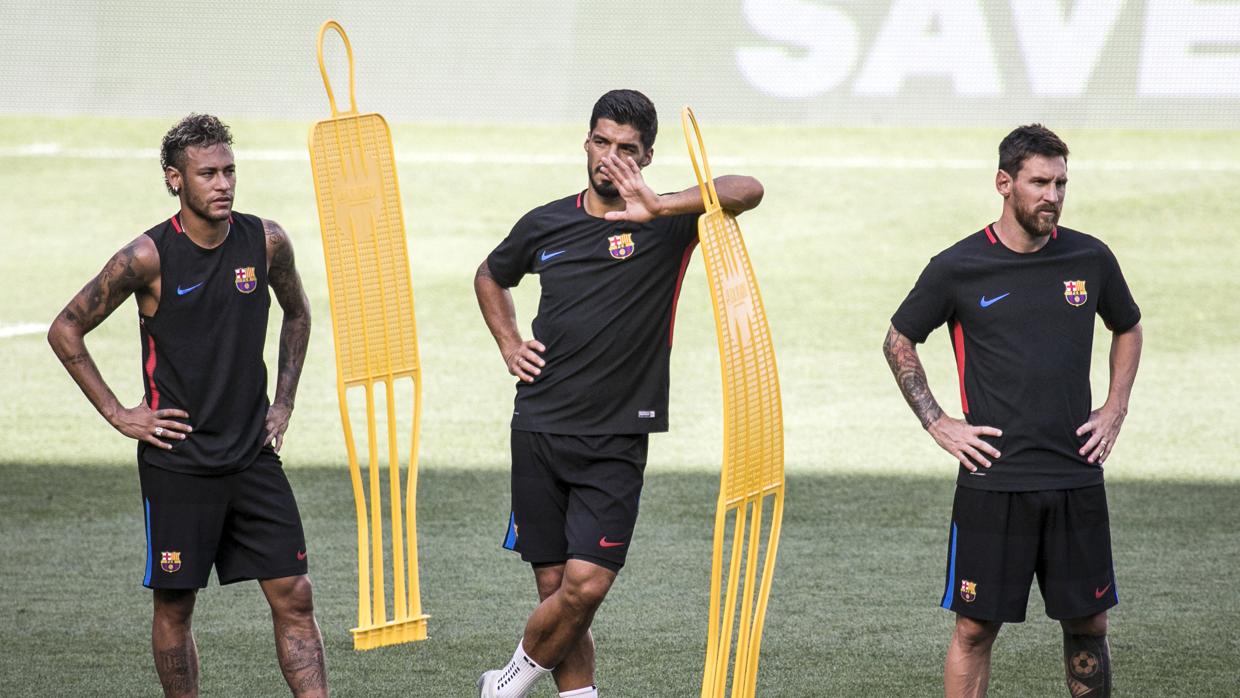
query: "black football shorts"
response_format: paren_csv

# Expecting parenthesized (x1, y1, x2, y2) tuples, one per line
(138, 449, 309, 589)
(940, 484, 1118, 622)
(504, 430, 648, 572)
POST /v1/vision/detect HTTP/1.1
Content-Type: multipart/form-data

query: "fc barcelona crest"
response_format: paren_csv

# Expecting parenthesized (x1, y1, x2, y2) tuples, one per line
(960, 579, 977, 603)
(160, 551, 182, 573)
(1063, 280, 1087, 307)
(608, 233, 635, 260)
(235, 266, 257, 293)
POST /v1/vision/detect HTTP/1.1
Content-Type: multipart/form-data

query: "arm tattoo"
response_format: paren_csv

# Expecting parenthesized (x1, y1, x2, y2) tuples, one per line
(265, 219, 311, 410)
(58, 351, 92, 366)
(58, 239, 148, 333)
(883, 325, 944, 429)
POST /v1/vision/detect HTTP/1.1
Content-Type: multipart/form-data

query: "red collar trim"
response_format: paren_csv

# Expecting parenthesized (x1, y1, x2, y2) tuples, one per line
(171, 213, 233, 234)
(986, 223, 1059, 247)
(576, 191, 584, 209)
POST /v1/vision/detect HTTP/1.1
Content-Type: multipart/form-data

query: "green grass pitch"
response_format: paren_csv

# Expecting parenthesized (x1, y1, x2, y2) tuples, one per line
(1, 116, 1238, 695)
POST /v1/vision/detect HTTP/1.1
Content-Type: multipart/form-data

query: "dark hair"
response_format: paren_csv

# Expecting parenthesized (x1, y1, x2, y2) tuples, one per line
(160, 113, 233, 195)
(590, 90, 658, 150)
(998, 124, 1069, 177)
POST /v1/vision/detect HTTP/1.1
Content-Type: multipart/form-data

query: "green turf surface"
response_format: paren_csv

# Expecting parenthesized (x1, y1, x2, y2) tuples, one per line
(1, 466, 1237, 696)
(2, 116, 1239, 694)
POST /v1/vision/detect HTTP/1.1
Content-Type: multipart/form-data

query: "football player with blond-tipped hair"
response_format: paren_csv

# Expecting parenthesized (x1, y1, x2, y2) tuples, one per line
(48, 114, 326, 697)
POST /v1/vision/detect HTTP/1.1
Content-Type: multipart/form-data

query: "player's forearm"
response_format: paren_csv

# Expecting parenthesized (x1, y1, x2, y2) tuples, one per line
(474, 262, 524, 356)
(272, 308, 310, 410)
(47, 319, 124, 424)
(1104, 323, 1142, 411)
(658, 175, 764, 217)
(264, 222, 311, 411)
(883, 324, 946, 429)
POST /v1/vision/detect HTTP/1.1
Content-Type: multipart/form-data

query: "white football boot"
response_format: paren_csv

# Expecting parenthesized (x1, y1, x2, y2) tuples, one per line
(476, 669, 502, 698)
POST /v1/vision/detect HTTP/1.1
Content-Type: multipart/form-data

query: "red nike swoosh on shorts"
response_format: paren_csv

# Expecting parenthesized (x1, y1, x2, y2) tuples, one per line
(297, 550, 307, 561)
(598, 537, 626, 548)
(1094, 583, 1112, 599)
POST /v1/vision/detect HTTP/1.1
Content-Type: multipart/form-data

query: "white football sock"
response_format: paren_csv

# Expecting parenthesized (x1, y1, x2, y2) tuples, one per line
(559, 686, 598, 697)
(495, 641, 552, 698)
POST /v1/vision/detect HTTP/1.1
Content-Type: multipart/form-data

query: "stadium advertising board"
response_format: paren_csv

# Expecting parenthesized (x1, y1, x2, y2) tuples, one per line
(3, 0, 1237, 126)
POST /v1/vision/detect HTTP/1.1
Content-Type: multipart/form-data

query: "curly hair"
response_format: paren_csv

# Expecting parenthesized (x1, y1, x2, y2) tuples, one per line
(160, 114, 233, 196)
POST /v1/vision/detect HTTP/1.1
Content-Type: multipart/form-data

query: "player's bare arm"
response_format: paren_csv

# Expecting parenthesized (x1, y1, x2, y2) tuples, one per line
(474, 261, 545, 383)
(264, 218, 312, 452)
(1077, 322, 1143, 465)
(883, 324, 1002, 472)
(599, 153, 763, 222)
(47, 235, 191, 449)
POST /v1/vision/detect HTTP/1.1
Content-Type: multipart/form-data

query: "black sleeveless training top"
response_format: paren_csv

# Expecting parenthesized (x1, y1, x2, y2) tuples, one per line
(138, 211, 271, 474)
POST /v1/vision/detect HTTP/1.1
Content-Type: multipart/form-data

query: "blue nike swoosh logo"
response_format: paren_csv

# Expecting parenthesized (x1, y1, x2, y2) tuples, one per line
(540, 250, 565, 262)
(177, 282, 205, 296)
(979, 293, 1010, 308)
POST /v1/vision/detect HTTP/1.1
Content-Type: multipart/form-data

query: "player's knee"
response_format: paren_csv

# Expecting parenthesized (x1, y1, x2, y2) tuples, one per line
(560, 574, 611, 614)
(954, 616, 1001, 648)
(153, 589, 197, 624)
(533, 564, 566, 601)
(1062, 612, 1107, 636)
(270, 575, 316, 619)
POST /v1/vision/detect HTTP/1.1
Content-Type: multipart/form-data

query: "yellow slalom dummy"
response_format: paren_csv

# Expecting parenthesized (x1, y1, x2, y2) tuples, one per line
(683, 107, 785, 697)
(307, 20, 429, 650)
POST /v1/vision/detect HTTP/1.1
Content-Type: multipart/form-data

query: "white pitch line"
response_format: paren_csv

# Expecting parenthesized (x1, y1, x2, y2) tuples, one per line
(0, 323, 48, 339)
(1, 143, 1238, 172)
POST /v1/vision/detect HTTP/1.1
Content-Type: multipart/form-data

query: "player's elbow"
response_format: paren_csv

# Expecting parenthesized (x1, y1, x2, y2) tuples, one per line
(725, 176, 764, 213)
(746, 178, 765, 209)
(46, 316, 74, 357)
(298, 303, 312, 329)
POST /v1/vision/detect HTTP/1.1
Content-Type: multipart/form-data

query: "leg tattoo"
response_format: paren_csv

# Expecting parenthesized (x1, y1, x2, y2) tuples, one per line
(155, 644, 198, 696)
(1064, 632, 1111, 697)
(278, 629, 328, 694)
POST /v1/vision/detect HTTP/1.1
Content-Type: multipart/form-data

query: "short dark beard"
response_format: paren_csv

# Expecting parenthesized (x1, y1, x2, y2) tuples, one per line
(588, 171, 619, 200)
(184, 194, 230, 224)
(1015, 203, 1059, 237)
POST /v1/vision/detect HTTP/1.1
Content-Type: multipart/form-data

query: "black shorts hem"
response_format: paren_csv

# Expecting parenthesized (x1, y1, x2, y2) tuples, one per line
(1046, 597, 1118, 621)
(143, 580, 209, 591)
(219, 563, 308, 586)
(570, 553, 623, 573)
(944, 603, 1026, 624)
(516, 550, 568, 567)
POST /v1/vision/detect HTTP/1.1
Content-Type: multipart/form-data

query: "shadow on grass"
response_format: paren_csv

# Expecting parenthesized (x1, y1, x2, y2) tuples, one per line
(1, 464, 1236, 697)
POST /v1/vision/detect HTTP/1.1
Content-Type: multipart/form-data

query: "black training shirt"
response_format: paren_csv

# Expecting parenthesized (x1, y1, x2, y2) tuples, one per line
(486, 191, 699, 434)
(892, 225, 1141, 492)
(138, 212, 272, 474)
